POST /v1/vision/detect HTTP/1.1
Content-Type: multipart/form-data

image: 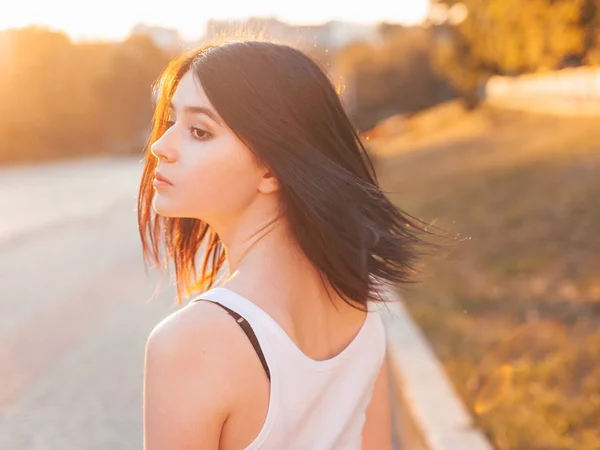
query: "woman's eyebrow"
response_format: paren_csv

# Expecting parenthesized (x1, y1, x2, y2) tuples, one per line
(169, 101, 222, 126)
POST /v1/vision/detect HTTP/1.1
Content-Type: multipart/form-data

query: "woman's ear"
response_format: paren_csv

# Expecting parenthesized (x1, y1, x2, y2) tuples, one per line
(258, 167, 279, 194)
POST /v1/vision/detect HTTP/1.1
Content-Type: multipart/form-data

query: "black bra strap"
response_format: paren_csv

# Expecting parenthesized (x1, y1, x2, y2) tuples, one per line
(191, 299, 271, 381)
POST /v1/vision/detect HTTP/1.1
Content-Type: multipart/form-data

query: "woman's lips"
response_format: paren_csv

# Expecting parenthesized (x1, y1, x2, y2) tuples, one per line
(154, 172, 173, 188)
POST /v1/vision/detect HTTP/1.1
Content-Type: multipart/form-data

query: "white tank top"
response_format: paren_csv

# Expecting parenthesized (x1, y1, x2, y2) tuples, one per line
(193, 287, 387, 450)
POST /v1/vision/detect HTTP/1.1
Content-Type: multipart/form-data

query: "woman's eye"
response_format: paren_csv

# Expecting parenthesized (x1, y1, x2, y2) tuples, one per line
(190, 127, 211, 141)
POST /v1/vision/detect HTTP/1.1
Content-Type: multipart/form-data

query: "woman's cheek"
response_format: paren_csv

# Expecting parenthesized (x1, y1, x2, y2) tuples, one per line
(178, 136, 261, 219)
(178, 157, 234, 216)
(199, 165, 259, 218)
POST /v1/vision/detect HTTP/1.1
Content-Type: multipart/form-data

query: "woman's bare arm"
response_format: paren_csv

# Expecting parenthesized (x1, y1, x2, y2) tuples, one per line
(361, 356, 393, 450)
(143, 305, 238, 450)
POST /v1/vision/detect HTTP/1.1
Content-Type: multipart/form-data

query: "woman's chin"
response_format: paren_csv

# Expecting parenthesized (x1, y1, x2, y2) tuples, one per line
(152, 197, 181, 217)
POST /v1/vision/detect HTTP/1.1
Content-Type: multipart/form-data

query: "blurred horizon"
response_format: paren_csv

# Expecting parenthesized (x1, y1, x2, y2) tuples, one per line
(2, 2, 600, 449)
(0, 0, 430, 42)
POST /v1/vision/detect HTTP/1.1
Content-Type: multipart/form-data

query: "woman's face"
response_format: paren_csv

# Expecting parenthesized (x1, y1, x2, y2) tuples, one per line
(150, 71, 266, 223)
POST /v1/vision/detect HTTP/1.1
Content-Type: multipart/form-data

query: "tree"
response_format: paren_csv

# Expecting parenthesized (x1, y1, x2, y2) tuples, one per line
(334, 26, 445, 130)
(0, 27, 172, 164)
(431, 0, 594, 105)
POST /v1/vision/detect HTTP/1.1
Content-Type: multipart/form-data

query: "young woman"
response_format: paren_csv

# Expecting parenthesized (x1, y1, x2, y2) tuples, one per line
(138, 39, 438, 450)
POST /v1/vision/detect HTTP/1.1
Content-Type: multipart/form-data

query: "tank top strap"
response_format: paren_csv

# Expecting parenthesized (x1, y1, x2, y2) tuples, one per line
(189, 296, 271, 381)
(190, 288, 281, 449)
(191, 287, 285, 337)
(194, 287, 378, 372)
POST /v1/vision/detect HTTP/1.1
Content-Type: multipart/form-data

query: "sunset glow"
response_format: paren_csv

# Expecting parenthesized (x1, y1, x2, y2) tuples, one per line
(0, 0, 430, 41)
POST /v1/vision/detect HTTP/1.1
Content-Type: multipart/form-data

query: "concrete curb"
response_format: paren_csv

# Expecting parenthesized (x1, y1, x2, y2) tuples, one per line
(376, 285, 494, 450)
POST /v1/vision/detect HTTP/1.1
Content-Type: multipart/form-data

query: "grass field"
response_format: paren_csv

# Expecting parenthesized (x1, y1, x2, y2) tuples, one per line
(371, 102, 600, 450)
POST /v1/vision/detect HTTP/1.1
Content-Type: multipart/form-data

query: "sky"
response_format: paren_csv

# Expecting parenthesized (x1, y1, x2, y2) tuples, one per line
(0, 0, 430, 41)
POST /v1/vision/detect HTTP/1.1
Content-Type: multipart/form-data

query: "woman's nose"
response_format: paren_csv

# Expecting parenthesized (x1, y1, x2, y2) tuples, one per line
(150, 130, 177, 162)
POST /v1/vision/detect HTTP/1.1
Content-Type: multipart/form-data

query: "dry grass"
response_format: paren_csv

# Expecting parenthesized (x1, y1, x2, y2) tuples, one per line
(371, 102, 600, 450)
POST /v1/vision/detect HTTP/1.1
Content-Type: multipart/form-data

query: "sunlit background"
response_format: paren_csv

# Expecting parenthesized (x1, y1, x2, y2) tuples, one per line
(0, 0, 429, 41)
(1, 1, 599, 449)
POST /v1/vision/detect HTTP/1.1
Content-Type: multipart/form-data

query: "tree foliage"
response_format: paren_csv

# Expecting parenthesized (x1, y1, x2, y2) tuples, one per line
(0, 27, 172, 165)
(335, 25, 447, 130)
(432, 0, 600, 104)
(0, 24, 449, 164)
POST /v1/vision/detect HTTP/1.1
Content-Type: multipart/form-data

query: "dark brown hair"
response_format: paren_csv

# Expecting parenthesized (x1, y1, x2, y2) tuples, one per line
(138, 39, 446, 311)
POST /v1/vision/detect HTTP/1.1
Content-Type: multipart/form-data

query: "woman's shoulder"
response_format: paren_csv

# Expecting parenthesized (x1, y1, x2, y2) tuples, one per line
(143, 300, 266, 446)
(145, 299, 261, 402)
(147, 297, 260, 360)
(147, 299, 228, 349)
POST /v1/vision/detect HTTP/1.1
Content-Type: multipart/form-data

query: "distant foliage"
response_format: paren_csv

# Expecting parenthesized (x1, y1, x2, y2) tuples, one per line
(0, 27, 172, 165)
(0, 25, 449, 164)
(334, 25, 448, 131)
(432, 0, 600, 106)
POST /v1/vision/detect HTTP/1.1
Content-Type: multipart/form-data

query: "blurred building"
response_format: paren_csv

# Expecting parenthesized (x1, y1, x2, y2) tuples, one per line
(202, 17, 378, 51)
(130, 23, 183, 51)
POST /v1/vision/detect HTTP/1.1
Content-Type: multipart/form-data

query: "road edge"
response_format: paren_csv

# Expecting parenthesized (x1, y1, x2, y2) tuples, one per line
(376, 284, 494, 450)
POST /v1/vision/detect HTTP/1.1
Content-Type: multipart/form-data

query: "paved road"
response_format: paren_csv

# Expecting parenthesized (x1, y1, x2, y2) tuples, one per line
(0, 157, 179, 449)
(0, 156, 403, 450)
